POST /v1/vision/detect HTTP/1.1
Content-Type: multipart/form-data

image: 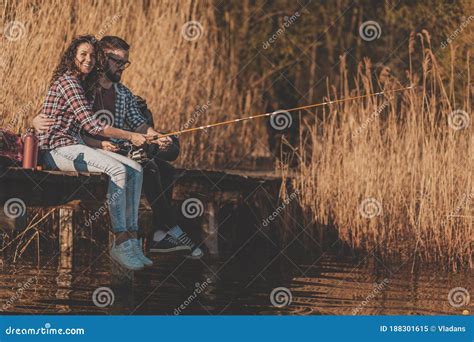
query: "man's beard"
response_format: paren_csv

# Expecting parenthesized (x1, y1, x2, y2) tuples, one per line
(105, 68, 122, 83)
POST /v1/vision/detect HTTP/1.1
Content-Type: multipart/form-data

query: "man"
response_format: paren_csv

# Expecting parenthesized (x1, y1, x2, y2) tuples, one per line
(33, 36, 203, 259)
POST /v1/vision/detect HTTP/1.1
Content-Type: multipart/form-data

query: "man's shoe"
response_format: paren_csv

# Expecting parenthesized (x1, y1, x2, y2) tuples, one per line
(110, 240, 144, 271)
(149, 234, 191, 253)
(175, 233, 204, 259)
(186, 246, 204, 259)
(131, 238, 153, 266)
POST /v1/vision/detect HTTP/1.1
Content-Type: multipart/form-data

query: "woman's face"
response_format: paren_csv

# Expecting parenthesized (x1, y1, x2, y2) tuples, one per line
(74, 43, 96, 75)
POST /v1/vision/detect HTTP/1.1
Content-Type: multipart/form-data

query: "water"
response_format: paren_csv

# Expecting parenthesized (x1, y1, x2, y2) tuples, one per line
(0, 243, 471, 315)
(0, 187, 471, 315)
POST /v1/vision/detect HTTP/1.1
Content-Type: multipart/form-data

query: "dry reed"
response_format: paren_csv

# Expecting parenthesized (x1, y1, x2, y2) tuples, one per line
(295, 31, 472, 270)
(1, 1, 472, 270)
(1, 0, 271, 168)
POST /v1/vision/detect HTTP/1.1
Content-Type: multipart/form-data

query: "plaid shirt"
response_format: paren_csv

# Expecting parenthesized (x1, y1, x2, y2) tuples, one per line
(83, 83, 148, 144)
(112, 83, 147, 132)
(38, 73, 105, 150)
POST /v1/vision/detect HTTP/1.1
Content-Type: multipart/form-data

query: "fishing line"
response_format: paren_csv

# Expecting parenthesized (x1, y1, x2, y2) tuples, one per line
(149, 85, 414, 140)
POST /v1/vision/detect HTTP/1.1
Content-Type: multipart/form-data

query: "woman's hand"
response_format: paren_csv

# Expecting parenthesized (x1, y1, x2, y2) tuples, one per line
(32, 114, 55, 133)
(101, 141, 119, 152)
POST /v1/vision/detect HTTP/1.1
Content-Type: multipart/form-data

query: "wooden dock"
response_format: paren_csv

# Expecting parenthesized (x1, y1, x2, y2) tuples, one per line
(0, 166, 287, 266)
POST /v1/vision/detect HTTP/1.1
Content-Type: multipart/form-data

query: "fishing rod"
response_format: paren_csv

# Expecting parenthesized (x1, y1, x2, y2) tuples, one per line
(148, 85, 414, 140)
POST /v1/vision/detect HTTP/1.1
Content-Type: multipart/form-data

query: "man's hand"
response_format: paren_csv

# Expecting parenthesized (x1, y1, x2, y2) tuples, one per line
(130, 133, 148, 147)
(147, 134, 173, 150)
(155, 136, 173, 150)
(32, 114, 55, 133)
(136, 124, 173, 150)
(101, 141, 119, 152)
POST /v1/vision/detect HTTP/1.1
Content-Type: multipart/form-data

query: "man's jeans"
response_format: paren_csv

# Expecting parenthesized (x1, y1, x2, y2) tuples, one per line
(41, 144, 143, 233)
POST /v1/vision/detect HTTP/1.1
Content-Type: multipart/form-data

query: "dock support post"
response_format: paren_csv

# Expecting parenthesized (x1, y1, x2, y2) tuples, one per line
(59, 207, 74, 269)
(203, 201, 219, 256)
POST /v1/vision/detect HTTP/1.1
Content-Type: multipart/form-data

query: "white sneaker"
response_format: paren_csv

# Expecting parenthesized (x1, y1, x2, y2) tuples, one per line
(110, 240, 144, 271)
(187, 246, 204, 259)
(131, 239, 153, 266)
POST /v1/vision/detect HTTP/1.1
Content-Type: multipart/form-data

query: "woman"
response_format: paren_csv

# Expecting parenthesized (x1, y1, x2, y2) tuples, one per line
(38, 35, 152, 271)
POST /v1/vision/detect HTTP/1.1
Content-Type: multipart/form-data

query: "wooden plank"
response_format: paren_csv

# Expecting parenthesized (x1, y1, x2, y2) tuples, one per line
(217, 168, 296, 180)
(0, 167, 107, 183)
(0, 167, 108, 206)
(1, 167, 285, 184)
(0, 166, 283, 223)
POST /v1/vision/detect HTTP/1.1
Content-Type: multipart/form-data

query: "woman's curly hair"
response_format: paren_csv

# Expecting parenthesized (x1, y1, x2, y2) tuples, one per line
(50, 35, 105, 99)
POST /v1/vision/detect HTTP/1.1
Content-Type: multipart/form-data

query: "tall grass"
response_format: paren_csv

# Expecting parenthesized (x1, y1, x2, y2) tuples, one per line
(1, 0, 270, 168)
(2, 1, 472, 269)
(295, 32, 472, 270)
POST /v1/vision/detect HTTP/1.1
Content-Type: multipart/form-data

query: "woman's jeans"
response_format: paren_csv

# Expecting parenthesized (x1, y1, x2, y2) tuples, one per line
(41, 144, 143, 233)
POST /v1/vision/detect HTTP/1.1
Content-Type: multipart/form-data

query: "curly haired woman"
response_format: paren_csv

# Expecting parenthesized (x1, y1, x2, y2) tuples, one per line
(38, 35, 153, 271)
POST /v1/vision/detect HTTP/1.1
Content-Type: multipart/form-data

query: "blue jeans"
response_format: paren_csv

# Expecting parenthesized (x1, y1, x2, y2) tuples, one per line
(41, 144, 143, 233)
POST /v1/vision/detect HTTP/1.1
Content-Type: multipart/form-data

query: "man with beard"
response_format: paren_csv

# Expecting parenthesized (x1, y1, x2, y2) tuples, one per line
(33, 36, 203, 259)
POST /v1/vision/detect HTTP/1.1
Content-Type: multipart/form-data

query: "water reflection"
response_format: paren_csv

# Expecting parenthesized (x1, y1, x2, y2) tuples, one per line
(55, 265, 73, 313)
(0, 249, 470, 315)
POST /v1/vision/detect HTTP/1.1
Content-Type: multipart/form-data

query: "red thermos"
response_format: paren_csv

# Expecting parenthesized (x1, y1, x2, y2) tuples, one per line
(22, 128, 38, 169)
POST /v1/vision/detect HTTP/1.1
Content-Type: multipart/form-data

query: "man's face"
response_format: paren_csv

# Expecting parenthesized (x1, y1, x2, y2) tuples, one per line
(104, 48, 130, 83)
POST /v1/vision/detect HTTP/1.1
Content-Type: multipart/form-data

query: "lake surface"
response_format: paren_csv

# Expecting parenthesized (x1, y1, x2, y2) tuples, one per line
(0, 185, 471, 316)
(0, 241, 471, 315)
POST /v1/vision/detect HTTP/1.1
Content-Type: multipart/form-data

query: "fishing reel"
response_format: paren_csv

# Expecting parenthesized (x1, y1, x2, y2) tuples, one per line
(116, 141, 150, 163)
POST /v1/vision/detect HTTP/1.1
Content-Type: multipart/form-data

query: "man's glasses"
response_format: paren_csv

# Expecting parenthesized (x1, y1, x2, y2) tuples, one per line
(107, 54, 131, 69)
